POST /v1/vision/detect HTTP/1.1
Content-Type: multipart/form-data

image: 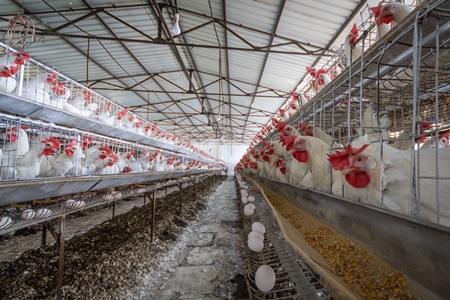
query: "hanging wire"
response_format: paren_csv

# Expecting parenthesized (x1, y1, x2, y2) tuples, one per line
(3, 13, 36, 49)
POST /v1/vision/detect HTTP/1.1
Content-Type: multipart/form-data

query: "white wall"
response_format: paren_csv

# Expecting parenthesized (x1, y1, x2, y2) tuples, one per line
(192, 142, 248, 176)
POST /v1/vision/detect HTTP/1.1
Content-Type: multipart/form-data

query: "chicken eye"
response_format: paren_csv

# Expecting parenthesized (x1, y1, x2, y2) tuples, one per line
(357, 156, 364, 162)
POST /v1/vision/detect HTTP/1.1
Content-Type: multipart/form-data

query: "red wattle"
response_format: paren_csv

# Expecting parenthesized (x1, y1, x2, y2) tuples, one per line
(42, 149, 54, 156)
(8, 135, 18, 142)
(292, 150, 308, 163)
(345, 170, 371, 188)
(380, 15, 394, 25)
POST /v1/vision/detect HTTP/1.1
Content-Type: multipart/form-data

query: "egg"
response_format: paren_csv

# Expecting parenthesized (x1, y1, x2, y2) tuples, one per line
(255, 265, 276, 292)
(35, 208, 52, 219)
(248, 235, 264, 252)
(252, 222, 266, 234)
(21, 209, 36, 220)
(240, 189, 248, 196)
(0, 216, 12, 230)
(243, 205, 254, 216)
(247, 195, 255, 202)
(241, 196, 248, 204)
(248, 230, 264, 241)
(245, 203, 255, 210)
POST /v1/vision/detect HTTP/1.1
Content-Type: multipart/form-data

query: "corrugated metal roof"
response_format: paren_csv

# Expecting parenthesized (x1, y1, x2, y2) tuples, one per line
(0, 0, 417, 143)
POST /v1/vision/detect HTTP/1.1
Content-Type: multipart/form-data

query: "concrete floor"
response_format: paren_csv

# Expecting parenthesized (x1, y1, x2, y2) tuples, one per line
(128, 177, 248, 299)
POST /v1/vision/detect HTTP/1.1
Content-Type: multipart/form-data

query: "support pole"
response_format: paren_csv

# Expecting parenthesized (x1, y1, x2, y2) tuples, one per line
(41, 223, 47, 246)
(193, 178, 196, 200)
(202, 178, 205, 196)
(151, 190, 156, 244)
(178, 183, 183, 214)
(144, 193, 146, 206)
(165, 186, 167, 196)
(112, 202, 116, 219)
(56, 215, 65, 300)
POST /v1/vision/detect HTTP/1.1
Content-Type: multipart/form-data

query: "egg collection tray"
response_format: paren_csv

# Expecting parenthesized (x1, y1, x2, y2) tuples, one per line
(236, 175, 332, 300)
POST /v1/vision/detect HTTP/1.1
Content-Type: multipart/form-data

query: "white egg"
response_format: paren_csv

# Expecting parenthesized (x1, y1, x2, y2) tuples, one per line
(248, 230, 264, 241)
(255, 265, 276, 292)
(35, 208, 52, 219)
(240, 189, 248, 196)
(243, 205, 254, 216)
(65, 199, 77, 209)
(248, 235, 264, 252)
(21, 209, 36, 220)
(0, 216, 12, 230)
(248, 195, 255, 202)
(252, 222, 266, 234)
(245, 203, 255, 210)
(241, 196, 248, 204)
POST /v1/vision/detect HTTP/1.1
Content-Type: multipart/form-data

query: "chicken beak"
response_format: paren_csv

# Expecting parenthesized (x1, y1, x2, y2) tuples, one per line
(341, 166, 356, 175)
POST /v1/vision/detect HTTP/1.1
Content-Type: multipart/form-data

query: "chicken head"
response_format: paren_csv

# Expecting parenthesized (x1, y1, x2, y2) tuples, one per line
(328, 143, 373, 188)
(41, 137, 60, 156)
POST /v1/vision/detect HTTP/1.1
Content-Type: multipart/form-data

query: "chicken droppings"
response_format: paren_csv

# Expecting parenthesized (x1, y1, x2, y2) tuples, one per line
(259, 183, 416, 300)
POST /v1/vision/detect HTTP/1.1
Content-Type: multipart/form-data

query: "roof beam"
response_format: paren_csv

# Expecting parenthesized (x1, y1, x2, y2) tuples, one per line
(52, 10, 99, 32)
(242, 0, 286, 137)
(15, 30, 332, 56)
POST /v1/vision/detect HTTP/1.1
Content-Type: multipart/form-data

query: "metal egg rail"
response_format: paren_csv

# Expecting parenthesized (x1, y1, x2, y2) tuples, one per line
(0, 172, 216, 236)
(237, 179, 333, 299)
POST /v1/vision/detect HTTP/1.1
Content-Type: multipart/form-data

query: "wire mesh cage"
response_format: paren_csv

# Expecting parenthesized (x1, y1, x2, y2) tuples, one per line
(246, 0, 450, 228)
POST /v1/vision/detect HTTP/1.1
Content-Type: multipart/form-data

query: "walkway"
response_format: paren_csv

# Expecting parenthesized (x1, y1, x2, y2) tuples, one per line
(128, 177, 248, 299)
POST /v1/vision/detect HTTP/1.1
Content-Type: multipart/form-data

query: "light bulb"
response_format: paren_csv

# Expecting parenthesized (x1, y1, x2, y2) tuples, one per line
(172, 13, 181, 36)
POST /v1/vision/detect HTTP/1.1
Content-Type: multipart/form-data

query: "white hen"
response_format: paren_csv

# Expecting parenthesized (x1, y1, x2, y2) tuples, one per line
(328, 135, 450, 226)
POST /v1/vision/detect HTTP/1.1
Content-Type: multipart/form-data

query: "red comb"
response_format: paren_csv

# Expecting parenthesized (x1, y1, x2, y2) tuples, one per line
(41, 136, 60, 148)
(327, 144, 369, 171)
(280, 135, 297, 151)
(314, 68, 328, 78)
(7, 125, 30, 133)
(13, 52, 30, 65)
(370, 5, 382, 18)
(351, 23, 358, 35)
(273, 158, 283, 168)
(420, 122, 432, 130)
(299, 122, 307, 133)
(9, 65, 20, 75)
(277, 121, 287, 133)
(67, 139, 77, 147)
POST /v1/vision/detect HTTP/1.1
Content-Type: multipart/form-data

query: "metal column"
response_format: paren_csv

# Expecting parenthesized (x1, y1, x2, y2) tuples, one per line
(56, 215, 65, 300)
